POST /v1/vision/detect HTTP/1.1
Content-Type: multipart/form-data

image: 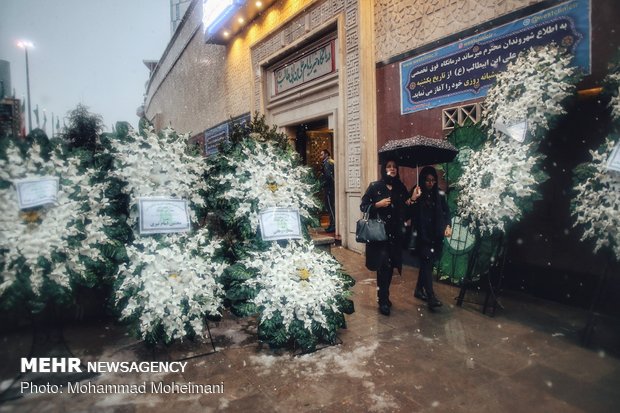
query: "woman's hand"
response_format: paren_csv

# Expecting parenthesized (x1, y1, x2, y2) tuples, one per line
(375, 197, 391, 208)
(444, 225, 452, 238)
(411, 186, 422, 202)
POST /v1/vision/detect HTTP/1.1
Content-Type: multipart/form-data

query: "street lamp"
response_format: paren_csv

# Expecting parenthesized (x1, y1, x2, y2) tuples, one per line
(17, 40, 34, 134)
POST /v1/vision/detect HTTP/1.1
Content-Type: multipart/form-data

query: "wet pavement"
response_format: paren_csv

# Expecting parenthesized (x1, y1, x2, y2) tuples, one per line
(1, 246, 619, 412)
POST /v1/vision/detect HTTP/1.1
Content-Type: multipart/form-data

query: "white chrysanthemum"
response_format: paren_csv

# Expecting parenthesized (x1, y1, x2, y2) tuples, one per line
(110, 125, 225, 343)
(456, 43, 578, 235)
(216, 141, 318, 225)
(570, 63, 620, 260)
(241, 240, 347, 331)
(457, 137, 543, 234)
(482, 43, 576, 140)
(0, 143, 114, 300)
(0, 187, 76, 296)
(572, 138, 620, 259)
(109, 125, 209, 225)
(115, 227, 225, 341)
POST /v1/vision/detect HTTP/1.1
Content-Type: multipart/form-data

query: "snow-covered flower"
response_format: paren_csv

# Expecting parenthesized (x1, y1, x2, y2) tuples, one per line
(571, 64, 620, 260)
(214, 139, 319, 228)
(109, 125, 209, 226)
(237, 240, 352, 347)
(115, 227, 226, 342)
(457, 43, 578, 234)
(108, 124, 225, 343)
(456, 137, 544, 234)
(0, 141, 115, 308)
(482, 43, 577, 141)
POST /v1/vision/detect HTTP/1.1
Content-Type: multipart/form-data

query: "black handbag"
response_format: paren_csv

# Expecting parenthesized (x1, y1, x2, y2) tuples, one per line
(356, 205, 387, 243)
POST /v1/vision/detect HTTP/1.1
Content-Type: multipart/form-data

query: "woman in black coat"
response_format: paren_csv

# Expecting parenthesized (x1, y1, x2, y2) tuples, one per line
(360, 159, 409, 316)
(410, 166, 452, 309)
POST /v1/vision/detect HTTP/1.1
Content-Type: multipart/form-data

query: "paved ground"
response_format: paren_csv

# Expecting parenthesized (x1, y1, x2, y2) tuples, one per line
(1, 246, 619, 412)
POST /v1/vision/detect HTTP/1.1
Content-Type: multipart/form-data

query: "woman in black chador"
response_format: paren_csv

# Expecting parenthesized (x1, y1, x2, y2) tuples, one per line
(410, 166, 452, 310)
(360, 159, 409, 316)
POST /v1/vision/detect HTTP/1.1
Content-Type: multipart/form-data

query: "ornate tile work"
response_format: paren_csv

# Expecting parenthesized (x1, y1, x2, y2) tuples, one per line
(251, 0, 363, 190)
(374, 0, 543, 63)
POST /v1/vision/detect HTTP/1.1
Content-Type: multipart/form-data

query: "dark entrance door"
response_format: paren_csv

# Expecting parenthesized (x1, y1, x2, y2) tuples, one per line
(294, 119, 334, 231)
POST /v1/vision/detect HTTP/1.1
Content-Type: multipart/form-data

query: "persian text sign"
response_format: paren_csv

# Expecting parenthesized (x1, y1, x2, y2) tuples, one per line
(274, 41, 335, 95)
(400, 0, 590, 114)
(258, 207, 302, 241)
(139, 198, 190, 235)
(15, 176, 59, 209)
(204, 123, 229, 156)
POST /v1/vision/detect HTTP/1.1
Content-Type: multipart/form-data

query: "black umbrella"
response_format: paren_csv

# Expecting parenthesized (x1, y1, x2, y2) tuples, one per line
(378, 135, 459, 167)
(379, 135, 459, 184)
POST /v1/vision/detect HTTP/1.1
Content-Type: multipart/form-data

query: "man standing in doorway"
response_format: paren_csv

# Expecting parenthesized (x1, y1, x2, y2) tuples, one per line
(320, 149, 336, 233)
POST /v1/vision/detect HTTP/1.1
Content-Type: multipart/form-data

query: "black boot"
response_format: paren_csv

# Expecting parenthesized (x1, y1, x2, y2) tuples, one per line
(379, 303, 390, 316)
(414, 288, 428, 301)
(427, 295, 442, 309)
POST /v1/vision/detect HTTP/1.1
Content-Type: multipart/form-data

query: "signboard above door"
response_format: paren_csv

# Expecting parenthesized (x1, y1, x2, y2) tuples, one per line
(272, 40, 336, 95)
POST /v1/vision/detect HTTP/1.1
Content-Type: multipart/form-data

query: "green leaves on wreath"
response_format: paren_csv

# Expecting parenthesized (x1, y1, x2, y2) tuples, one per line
(230, 301, 259, 318)
(337, 296, 355, 315)
(226, 112, 289, 149)
(223, 263, 254, 283)
(445, 122, 488, 185)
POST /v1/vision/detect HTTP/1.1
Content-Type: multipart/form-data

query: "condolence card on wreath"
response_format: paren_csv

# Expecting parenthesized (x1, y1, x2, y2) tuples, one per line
(258, 207, 302, 241)
(138, 197, 190, 235)
(14, 176, 59, 209)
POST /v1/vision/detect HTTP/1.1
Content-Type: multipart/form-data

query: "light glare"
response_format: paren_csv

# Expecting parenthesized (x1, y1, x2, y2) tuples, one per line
(17, 40, 34, 49)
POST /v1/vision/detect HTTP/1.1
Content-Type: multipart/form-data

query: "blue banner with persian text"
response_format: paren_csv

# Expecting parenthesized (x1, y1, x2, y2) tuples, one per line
(400, 0, 590, 114)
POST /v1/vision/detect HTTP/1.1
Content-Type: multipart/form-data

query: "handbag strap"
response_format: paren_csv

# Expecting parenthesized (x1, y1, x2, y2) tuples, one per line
(363, 204, 372, 220)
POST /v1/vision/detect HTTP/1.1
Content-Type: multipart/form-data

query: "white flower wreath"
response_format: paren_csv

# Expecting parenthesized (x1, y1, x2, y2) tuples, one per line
(116, 228, 226, 342)
(571, 137, 620, 259)
(608, 72, 620, 121)
(482, 43, 577, 140)
(108, 125, 225, 343)
(571, 65, 620, 260)
(110, 126, 208, 225)
(0, 142, 113, 302)
(456, 138, 542, 234)
(216, 141, 319, 226)
(241, 240, 348, 331)
(457, 44, 578, 234)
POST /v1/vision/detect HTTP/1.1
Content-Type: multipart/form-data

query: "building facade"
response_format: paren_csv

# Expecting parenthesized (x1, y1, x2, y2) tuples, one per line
(144, 0, 619, 258)
(170, 0, 193, 35)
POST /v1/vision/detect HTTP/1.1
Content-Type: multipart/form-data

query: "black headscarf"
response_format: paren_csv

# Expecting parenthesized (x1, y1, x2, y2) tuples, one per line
(418, 166, 439, 196)
(380, 159, 401, 186)
(416, 165, 445, 242)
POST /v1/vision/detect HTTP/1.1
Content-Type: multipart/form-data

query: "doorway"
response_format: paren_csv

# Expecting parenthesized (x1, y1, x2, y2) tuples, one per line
(294, 119, 335, 232)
